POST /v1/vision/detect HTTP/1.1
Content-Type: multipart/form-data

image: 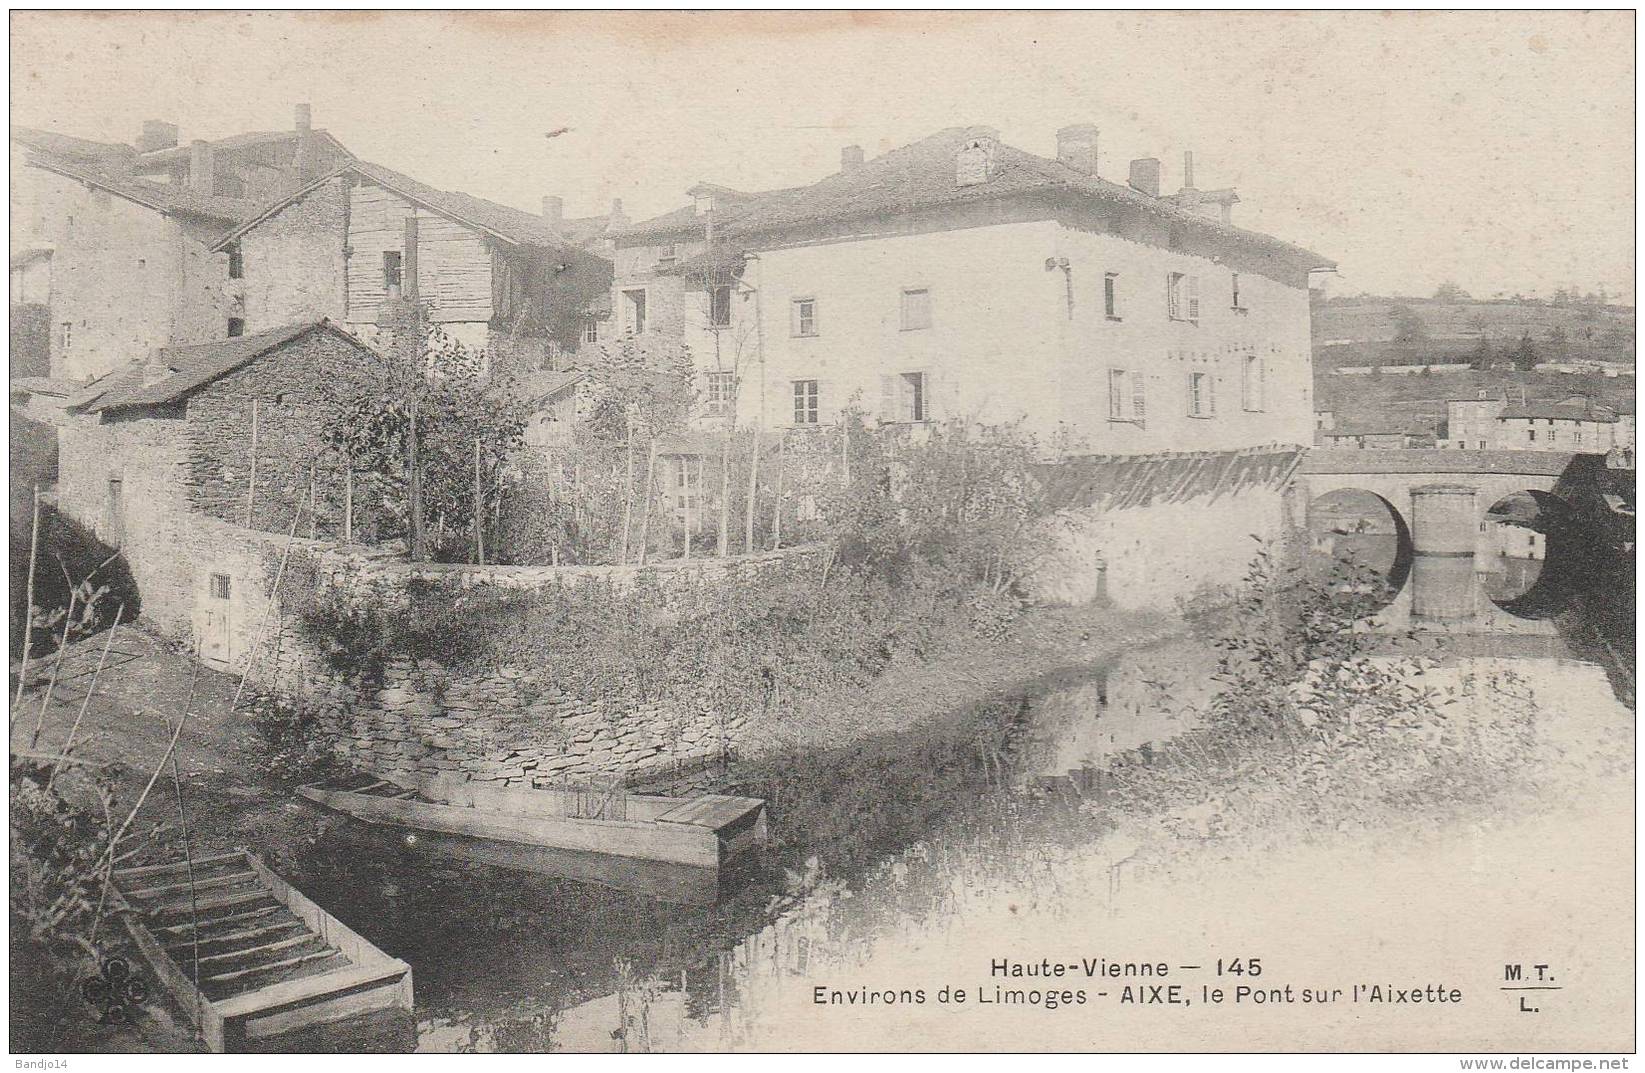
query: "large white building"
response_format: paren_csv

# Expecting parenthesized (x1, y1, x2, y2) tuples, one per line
(608, 125, 1333, 452)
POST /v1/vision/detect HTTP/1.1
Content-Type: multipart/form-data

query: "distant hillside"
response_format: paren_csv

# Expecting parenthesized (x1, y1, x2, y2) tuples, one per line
(1312, 295, 1634, 372)
(1314, 367, 1635, 443)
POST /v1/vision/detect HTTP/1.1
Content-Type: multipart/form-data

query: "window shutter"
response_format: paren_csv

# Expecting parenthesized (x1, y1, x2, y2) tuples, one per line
(1166, 274, 1176, 320)
(1108, 370, 1124, 419)
(1188, 275, 1200, 321)
(1207, 371, 1218, 415)
(817, 378, 836, 426)
(879, 375, 896, 422)
(1132, 372, 1147, 421)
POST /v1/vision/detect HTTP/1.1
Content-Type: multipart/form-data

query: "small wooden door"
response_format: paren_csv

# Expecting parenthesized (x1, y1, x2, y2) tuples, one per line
(198, 572, 233, 668)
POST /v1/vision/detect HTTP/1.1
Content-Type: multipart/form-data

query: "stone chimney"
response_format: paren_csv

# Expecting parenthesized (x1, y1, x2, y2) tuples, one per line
(1128, 157, 1161, 198)
(607, 197, 629, 231)
(294, 103, 312, 133)
(135, 120, 178, 154)
(291, 103, 317, 191)
(955, 125, 999, 188)
(542, 196, 564, 224)
(189, 139, 215, 194)
(1182, 150, 1196, 191)
(1056, 123, 1099, 176)
(841, 144, 865, 171)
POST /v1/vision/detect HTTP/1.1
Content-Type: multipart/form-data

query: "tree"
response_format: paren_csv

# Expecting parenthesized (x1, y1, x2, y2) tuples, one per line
(1469, 334, 1494, 371)
(1433, 281, 1470, 302)
(1391, 305, 1428, 344)
(324, 327, 527, 563)
(1510, 331, 1539, 371)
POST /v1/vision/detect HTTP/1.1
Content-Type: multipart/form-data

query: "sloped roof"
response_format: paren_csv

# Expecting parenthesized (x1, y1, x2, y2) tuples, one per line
(68, 319, 368, 413)
(211, 159, 586, 256)
(134, 128, 352, 165)
(618, 184, 807, 242)
(12, 125, 131, 165)
(517, 369, 585, 404)
(24, 152, 261, 223)
(720, 127, 1334, 272)
(1500, 400, 1618, 423)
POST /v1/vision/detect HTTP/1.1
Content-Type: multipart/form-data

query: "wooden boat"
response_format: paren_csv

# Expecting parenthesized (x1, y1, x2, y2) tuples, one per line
(296, 771, 768, 877)
(112, 849, 413, 1052)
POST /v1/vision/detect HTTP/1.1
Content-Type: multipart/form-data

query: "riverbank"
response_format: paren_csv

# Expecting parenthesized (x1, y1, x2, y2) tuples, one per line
(10, 598, 1178, 1053)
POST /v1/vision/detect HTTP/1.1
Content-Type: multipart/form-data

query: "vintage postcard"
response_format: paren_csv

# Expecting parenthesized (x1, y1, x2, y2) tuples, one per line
(6, 9, 1635, 1061)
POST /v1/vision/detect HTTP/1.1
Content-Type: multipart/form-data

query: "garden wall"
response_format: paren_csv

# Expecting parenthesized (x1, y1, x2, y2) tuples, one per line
(252, 543, 828, 786)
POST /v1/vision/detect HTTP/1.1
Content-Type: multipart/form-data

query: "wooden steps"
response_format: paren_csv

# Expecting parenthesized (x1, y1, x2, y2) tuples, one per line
(114, 849, 412, 1051)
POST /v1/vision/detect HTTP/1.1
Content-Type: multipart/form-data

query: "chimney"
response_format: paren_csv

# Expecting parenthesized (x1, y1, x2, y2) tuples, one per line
(541, 196, 564, 224)
(1055, 123, 1099, 177)
(189, 139, 215, 194)
(955, 125, 999, 188)
(1182, 150, 1196, 191)
(608, 197, 629, 231)
(1128, 157, 1161, 198)
(841, 144, 864, 171)
(294, 103, 312, 133)
(291, 103, 317, 192)
(135, 120, 179, 154)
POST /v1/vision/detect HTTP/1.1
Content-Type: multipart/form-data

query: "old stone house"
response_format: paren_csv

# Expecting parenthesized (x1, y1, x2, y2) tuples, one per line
(208, 160, 614, 374)
(10, 148, 259, 383)
(9, 106, 353, 385)
(1441, 395, 1626, 453)
(36, 319, 385, 665)
(616, 125, 1332, 452)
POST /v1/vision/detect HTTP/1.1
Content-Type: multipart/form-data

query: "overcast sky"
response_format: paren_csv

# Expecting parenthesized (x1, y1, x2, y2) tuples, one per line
(11, 10, 1634, 301)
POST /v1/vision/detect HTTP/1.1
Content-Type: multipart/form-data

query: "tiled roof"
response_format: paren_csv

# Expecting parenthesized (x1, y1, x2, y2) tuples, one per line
(720, 127, 1334, 271)
(618, 185, 807, 242)
(24, 153, 261, 223)
(67, 319, 366, 413)
(1499, 400, 1618, 423)
(11, 125, 131, 165)
(213, 160, 586, 255)
(135, 128, 348, 163)
(516, 369, 585, 404)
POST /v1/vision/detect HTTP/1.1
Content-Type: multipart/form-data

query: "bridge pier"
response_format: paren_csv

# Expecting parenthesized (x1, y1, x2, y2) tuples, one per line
(1409, 483, 1478, 623)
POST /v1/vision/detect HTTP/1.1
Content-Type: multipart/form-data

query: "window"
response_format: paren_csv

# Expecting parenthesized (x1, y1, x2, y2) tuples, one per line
(60, 322, 71, 351)
(1231, 271, 1244, 310)
(793, 379, 819, 425)
(209, 573, 231, 600)
(1528, 429, 1537, 442)
(657, 243, 677, 266)
(622, 289, 647, 334)
(1108, 369, 1146, 423)
(583, 317, 600, 344)
(227, 241, 243, 280)
(900, 288, 932, 331)
(1548, 429, 1558, 444)
(382, 250, 403, 291)
(792, 298, 817, 337)
(227, 318, 245, 338)
(1241, 353, 1265, 411)
(1167, 272, 1200, 322)
(1188, 370, 1217, 417)
(1574, 431, 1584, 445)
(1104, 273, 1120, 319)
(882, 371, 928, 422)
(706, 371, 735, 415)
(709, 285, 732, 328)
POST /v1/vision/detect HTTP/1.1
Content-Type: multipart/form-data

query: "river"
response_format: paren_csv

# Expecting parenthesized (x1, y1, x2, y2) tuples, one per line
(257, 537, 1631, 1052)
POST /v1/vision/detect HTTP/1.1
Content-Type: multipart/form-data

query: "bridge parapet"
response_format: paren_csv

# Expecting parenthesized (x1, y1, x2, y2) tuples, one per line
(1300, 448, 1579, 478)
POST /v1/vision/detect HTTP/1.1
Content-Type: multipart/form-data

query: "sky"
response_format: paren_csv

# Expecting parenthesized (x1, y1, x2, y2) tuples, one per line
(10, 10, 1635, 301)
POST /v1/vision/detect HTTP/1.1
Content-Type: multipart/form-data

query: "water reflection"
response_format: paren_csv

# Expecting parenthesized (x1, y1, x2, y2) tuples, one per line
(267, 532, 1626, 1052)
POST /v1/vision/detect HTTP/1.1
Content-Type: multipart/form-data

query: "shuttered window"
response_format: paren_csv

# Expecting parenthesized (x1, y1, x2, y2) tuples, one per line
(383, 250, 402, 291)
(880, 372, 929, 422)
(900, 288, 932, 331)
(792, 298, 818, 337)
(1108, 369, 1146, 423)
(1188, 370, 1217, 417)
(1168, 272, 1200, 322)
(1242, 353, 1265, 411)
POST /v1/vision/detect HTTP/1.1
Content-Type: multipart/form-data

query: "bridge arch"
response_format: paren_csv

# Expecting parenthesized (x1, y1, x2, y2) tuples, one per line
(1304, 486, 1414, 601)
(1479, 488, 1583, 619)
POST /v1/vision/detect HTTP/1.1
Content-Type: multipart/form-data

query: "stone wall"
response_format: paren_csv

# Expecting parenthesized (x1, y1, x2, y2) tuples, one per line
(181, 327, 384, 536)
(235, 174, 348, 329)
(1030, 446, 1305, 610)
(247, 543, 827, 785)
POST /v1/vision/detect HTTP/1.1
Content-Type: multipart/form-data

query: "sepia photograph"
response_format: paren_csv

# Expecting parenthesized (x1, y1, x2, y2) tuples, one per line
(5, 8, 1636, 1059)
